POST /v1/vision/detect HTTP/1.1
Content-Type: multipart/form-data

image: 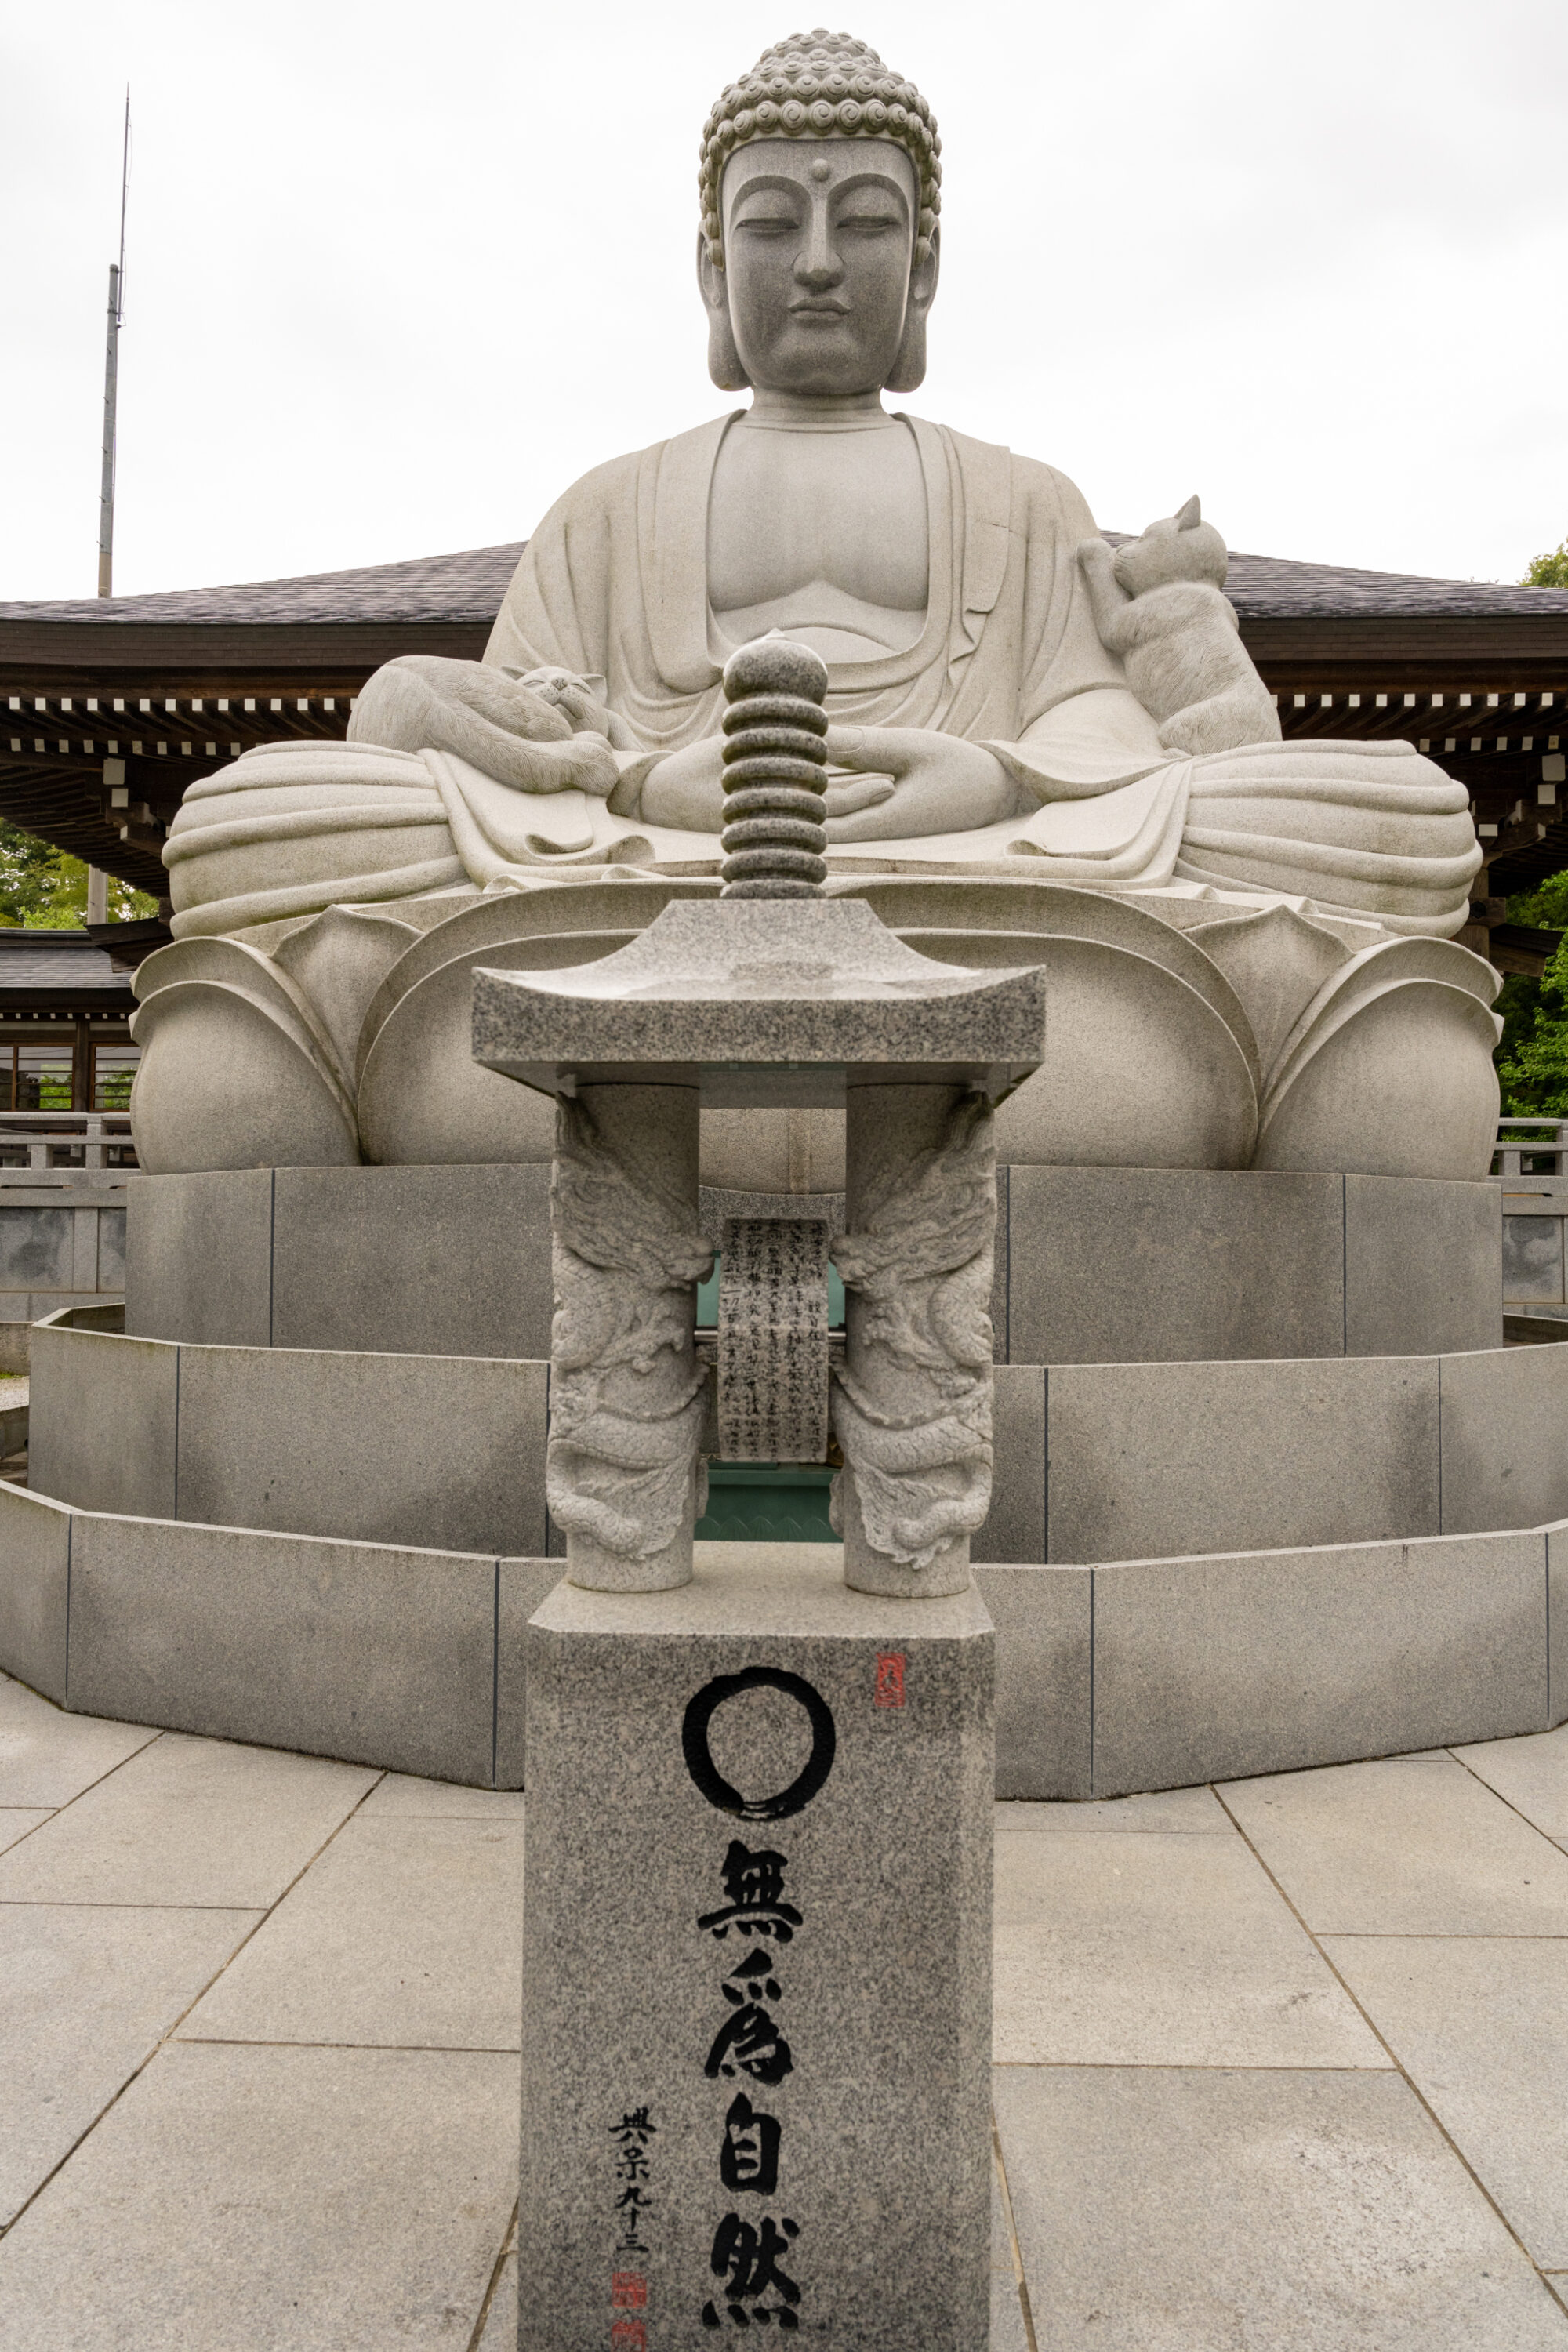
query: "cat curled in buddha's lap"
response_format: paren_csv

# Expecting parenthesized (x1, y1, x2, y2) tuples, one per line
(1077, 496, 1282, 758)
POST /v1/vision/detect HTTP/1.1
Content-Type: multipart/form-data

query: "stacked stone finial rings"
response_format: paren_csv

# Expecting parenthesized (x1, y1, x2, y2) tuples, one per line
(719, 637, 832, 898)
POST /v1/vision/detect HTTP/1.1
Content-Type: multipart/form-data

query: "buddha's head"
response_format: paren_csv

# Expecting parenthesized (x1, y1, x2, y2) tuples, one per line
(697, 30, 940, 399)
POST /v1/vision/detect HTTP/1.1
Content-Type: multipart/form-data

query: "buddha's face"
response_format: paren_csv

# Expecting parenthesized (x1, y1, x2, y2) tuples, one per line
(705, 139, 936, 398)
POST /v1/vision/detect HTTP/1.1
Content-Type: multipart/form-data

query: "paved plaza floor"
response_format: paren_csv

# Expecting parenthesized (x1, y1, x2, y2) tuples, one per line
(3, 1667, 1568, 2348)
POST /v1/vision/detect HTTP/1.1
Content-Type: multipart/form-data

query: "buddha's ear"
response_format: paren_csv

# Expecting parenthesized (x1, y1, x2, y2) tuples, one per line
(697, 229, 751, 393)
(886, 223, 939, 395)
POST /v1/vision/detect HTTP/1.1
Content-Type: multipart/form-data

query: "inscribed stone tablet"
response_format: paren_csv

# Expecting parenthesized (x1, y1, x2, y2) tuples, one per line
(717, 1218, 829, 1464)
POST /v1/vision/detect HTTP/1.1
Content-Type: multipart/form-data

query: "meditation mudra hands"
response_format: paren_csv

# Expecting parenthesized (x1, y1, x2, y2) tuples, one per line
(631, 723, 1020, 840)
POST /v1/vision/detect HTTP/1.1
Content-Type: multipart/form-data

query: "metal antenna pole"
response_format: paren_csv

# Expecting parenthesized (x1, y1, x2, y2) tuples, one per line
(96, 89, 130, 599)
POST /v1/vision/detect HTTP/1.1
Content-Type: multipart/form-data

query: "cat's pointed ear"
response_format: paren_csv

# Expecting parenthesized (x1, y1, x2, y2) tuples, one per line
(1176, 495, 1202, 531)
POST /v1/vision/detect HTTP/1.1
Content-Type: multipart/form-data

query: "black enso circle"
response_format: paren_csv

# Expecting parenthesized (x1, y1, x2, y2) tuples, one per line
(682, 1666, 837, 1822)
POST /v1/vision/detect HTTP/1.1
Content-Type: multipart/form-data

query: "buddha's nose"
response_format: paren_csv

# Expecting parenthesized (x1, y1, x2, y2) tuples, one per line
(794, 214, 844, 290)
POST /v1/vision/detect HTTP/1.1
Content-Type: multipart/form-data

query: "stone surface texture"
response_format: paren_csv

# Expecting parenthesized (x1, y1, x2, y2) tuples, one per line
(1219, 1751, 1568, 1936)
(1345, 1171, 1503, 1356)
(995, 2066, 1568, 2350)
(1004, 1163, 1501, 1365)
(978, 1563, 1093, 1799)
(1088, 1531, 1548, 1793)
(470, 894, 1048, 1102)
(8, 1672, 1568, 2346)
(519, 1555, 994, 2351)
(994, 1821, 1384, 2067)
(122, 1166, 274, 1345)
(125, 1163, 555, 1359)
(0, 1484, 71, 1704)
(0, 1903, 260, 2225)
(28, 1323, 176, 1523)
(66, 1515, 507, 1784)
(2, 1494, 1564, 1798)
(124, 1152, 1504, 1375)
(1044, 1352, 1441, 1562)
(27, 1323, 548, 1558)
(976, 1365, 1045, 1559)
(1437, 1341, 1568, 1536)
(173, 1342, 546, 1557)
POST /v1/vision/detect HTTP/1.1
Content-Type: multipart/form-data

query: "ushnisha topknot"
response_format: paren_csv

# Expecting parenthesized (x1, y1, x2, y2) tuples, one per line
(700, 28, 940, 269)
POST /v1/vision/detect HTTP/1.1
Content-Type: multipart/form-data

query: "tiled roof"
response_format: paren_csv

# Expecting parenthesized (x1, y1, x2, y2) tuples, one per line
(0, 934, 134, 990)
(1214, 550, 1568, 620)
(0, 546, 528, 629)
(2, 538, 1566, 628)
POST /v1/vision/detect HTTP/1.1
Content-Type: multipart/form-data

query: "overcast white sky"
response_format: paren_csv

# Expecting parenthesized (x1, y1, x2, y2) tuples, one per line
(2, 0, 1564, 602)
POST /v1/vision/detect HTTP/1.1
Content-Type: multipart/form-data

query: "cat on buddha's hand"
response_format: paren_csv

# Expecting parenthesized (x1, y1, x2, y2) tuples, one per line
(1076, 496, 1281, 756)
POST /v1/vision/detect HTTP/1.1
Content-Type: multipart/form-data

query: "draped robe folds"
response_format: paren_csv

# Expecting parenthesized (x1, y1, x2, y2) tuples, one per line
(419, 415, 1482, 935)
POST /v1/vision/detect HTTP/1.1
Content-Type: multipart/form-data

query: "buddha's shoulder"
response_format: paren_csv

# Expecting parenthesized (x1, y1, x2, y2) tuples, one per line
(539, 417, 737, 523)
(903, 417, 1100, 533)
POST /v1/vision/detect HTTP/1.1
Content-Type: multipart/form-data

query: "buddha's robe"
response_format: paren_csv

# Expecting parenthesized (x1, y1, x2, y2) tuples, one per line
(444, 416, 1480, 934)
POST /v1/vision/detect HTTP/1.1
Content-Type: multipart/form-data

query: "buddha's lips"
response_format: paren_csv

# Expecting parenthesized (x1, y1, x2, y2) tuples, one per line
(789, 301, 851, 318)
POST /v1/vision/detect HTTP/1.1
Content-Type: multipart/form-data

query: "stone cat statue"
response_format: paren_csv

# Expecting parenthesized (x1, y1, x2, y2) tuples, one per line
(1077, 495, 1282, 757)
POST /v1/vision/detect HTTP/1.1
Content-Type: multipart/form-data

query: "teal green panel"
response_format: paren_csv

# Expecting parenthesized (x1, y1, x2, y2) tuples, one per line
(696, 1461, 837, 1543)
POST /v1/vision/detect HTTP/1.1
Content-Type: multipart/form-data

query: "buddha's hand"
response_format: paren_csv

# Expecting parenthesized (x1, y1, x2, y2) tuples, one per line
(822, 727, 1021, 843)
(632, 735, 728, 831)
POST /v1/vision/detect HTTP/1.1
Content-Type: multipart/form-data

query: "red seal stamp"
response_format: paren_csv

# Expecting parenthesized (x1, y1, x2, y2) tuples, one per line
(873, 1652, 906, 1708)
(611, 2322, 648, 2350)
(611, 2274, 648, 2309)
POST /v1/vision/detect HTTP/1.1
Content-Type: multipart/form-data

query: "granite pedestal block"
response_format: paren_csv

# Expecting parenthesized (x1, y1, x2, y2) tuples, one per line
(520, 1554, 994, 2351)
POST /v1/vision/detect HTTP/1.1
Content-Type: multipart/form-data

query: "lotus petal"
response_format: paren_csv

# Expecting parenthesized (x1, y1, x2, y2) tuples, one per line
(271, 905, 422, 1091)
(1254, 936, 1502, 1178)
(1186, 902, 1351, 1080)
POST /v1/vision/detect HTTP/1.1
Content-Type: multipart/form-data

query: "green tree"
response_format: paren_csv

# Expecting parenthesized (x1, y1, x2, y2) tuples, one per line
(0, 821, 157, 929)
(1494, 539, 1568, 1105)
(1494, 873, 1568, 1116)
(1523, 537, 1568, 589)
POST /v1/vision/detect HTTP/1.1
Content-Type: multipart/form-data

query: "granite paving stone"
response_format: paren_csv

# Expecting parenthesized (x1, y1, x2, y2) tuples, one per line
(995, 1788, 1229, 1833)
(993, 2066, 1568, 2350)
(0, 1807, 52, 1854)
(0, 1904, 260, 2225)
(0, 2042, 519, 2350)
(1220, 1755, 1568, 1933)
(1453, 1722, 1568, 1836)
(994, 1830, 1385, 2067)
(0, 1730, 377, 1908)
(1322, 1936, 1568, 2269)
(180, 1816, 525, 2050)
(989, 2158, 1031, 2352)
(9, 1669, 1568, 2344)
(0, 1673, 158, 1806)
(474, 2245, 518, 2351)
(358, 1772, 527, 1821)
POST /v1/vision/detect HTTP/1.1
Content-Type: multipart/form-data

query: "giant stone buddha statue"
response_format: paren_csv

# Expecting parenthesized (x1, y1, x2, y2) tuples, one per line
(138, 30, 1501, 1185)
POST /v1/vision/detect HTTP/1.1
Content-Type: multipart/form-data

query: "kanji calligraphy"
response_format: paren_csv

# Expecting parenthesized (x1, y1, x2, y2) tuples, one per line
(684, 1667, 838, 2333)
